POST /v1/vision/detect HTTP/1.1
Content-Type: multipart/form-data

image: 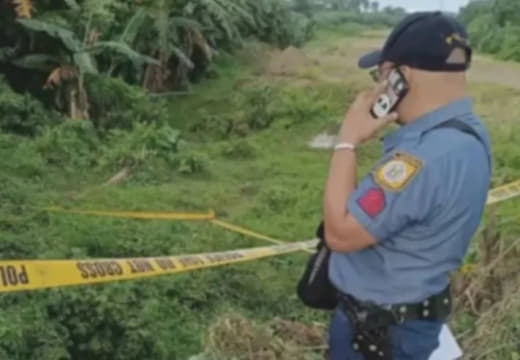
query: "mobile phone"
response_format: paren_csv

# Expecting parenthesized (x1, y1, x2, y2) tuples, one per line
(370, 68, 409, 119)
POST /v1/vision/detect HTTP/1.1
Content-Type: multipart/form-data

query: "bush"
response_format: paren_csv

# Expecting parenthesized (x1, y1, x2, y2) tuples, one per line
(252, 2, 315, 48)
(220, 139, 257, 160)
(35, 121, 101, 170)
(85, 75, 171, 133)
(174, 152, 209, 175)
(0, 76, 62, 136)
(98, 122, 180, 170)
(314, 10, 402, 31)
(497, 25, 520, 61)
(188, 84, 331, 139)
(461, 0, 520, 62)
(0, 133, 46, 180)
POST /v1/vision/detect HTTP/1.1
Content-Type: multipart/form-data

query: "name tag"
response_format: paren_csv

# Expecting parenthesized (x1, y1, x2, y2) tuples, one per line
(429, 325, 463, 360)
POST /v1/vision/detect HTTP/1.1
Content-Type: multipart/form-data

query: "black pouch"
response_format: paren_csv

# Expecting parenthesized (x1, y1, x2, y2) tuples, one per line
(297, 221, 338, 310)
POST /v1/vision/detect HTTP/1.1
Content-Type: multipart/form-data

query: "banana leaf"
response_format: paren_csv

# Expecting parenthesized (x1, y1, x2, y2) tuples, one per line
(12, 54, 61, 71)
(73, 52, 98, 74)
(89, 41, 160, 66)
(16, 18, 82, 53)
(120, 8, 147, 44)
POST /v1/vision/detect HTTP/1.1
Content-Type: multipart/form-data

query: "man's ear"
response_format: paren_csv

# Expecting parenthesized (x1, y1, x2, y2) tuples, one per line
(399, 65, 412, 83)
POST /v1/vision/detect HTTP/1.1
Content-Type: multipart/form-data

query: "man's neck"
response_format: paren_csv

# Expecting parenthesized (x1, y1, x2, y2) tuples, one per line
(399, 88, 468, 125)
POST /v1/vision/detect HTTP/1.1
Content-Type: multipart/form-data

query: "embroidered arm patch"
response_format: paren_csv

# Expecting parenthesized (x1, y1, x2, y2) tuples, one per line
(357, 188, 386, 218)
(374, 152, 424, 192)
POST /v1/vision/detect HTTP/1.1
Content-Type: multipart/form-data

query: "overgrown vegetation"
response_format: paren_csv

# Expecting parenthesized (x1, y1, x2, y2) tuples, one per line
(0, 1, 519, 359)
(0, 0, 314, 128)
(460, 0, 520, 61)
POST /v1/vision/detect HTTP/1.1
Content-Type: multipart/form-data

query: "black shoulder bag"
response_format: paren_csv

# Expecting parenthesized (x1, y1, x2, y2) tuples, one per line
(296, 221, 338, 310)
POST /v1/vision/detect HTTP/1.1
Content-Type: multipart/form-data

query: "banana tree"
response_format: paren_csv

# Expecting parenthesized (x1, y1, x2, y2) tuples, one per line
(11, 14, 159, 119)
(142, 0, 202, 92)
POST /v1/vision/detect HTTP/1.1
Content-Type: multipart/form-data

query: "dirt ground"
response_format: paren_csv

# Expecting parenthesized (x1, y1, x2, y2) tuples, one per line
(265, 31, 520, 90)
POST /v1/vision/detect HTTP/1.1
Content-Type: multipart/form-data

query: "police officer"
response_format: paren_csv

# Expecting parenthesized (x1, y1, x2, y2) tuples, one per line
(322, 12, 493, 360)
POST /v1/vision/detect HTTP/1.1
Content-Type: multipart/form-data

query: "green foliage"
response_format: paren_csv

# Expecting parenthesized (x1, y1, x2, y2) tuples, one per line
(0, 0, 315, 134)
(315, 9, 403, 31)
(0, 25, 519, 360)
(85, 75, 170, 132)
(0, 76, 62, 135)
(220, 139, 257, 159)
(35, 120, 100, 170)
(250, 0, 315, 48)
(497, 25, 520, 61)
(460, 0, 520, 62)
(174, 151, 209, 175)
(188, 83, 328, 140)
(98, 122, 180, 169)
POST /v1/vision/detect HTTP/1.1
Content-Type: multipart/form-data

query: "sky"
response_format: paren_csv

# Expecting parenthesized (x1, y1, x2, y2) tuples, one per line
(376, 0, 472, 13)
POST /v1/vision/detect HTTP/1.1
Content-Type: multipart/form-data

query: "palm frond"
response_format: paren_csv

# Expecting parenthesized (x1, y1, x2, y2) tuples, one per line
(190, 28, 212, 62)
(16, 18, 82, 52)
(63, 0, 80, 11)
(89, 41, 160, 66)
(120, 8, 147, 44)
(214, 0, 255, 27)
(73, 52, 98, 74)
(172, 47, 194, 69)
(170, 17, 202, 30)
(0, 46, 18, 62)
(12, 54, 61, 71)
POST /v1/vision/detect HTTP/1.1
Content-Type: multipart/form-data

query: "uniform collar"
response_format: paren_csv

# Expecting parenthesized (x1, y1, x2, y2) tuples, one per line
(384, 97, 474, 152)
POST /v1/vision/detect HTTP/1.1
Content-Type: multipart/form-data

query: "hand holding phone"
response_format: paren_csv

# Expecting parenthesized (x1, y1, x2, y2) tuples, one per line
(371, 68, 409, 119)
(337, 82, 399, 146)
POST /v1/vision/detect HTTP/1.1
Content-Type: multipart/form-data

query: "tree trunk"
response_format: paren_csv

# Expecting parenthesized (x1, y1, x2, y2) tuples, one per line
(68, 75, 89, 120)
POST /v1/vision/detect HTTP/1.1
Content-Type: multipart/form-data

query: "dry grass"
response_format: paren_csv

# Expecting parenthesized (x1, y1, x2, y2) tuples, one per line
(454, 210, 520, 359)
(191, 313, 327, 360)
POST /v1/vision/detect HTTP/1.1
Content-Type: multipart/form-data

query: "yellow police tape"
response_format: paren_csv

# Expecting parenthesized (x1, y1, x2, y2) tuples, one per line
(42, 207, 216, 221)
(210, 219, 314, 254)
(23, 177, 517, 292)
(0, 240, 316, 293)
(486, 179, 520, 205)
(210, 219, 284, 245)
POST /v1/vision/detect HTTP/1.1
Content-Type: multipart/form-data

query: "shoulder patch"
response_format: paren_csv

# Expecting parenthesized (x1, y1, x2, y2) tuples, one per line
(374, 152, 424, 192)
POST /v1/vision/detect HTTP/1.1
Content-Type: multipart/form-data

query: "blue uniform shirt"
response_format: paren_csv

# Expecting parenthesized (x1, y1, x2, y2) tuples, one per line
(329, 98, 493, 305)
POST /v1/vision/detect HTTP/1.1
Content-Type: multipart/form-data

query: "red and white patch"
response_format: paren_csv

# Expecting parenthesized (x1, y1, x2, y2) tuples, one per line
(357, 188, 386, 218)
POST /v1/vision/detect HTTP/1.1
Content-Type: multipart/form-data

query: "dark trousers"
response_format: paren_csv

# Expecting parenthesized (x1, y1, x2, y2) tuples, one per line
(329, 308, 444, 360)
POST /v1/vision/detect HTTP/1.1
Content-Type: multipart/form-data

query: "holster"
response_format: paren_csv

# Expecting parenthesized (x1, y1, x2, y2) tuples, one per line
(340, 295, 394, 360)
(339, 286, 452, 360)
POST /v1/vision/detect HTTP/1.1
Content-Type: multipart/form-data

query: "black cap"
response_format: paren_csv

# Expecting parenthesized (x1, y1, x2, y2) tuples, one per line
(358, 12, 472, 72)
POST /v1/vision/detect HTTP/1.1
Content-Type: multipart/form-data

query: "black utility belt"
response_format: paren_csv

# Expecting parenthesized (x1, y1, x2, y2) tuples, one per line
(339, 286, 452, 360)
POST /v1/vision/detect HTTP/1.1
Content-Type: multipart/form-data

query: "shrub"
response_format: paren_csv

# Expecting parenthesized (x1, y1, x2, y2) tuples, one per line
(98, 122, 180, 170)
(85, 75, 171, 133)
(314, 10, 402, 31)
(220, 139, 257, 159)
(0, 76, 62, 136)
(174, 152, 209, 175)
(35, 121, 101, 170)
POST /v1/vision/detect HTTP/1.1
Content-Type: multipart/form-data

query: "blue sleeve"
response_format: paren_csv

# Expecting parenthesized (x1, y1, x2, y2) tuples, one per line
(348, 154, 439, 242)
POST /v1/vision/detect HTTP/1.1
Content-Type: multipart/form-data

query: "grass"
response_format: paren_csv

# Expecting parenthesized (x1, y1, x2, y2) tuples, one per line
(0, 30, 520, 360)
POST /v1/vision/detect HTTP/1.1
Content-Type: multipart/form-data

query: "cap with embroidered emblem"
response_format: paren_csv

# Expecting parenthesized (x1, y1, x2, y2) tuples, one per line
(358, 11, 472, 72)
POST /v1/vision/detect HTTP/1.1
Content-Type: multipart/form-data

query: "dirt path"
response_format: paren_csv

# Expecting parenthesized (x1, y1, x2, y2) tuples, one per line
(469, 55, 520, 90)
(266, 30, 520, 91)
